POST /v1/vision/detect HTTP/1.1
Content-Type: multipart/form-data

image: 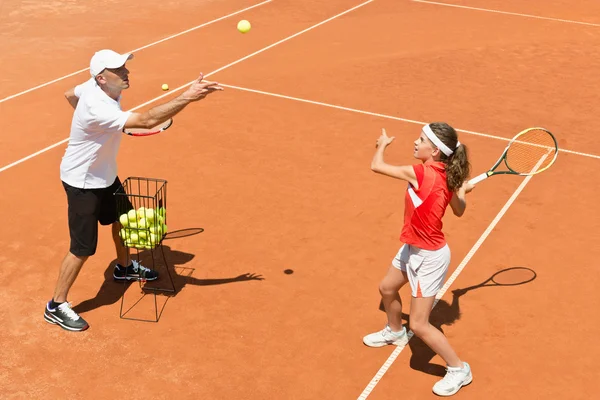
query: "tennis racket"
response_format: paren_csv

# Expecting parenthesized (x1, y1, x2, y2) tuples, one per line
(123, 118, 173, 137)
(469, 127, 558, 185)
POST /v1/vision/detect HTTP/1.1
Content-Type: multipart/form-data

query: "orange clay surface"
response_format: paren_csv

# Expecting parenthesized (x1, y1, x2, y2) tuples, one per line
(1, 0, 599, 399)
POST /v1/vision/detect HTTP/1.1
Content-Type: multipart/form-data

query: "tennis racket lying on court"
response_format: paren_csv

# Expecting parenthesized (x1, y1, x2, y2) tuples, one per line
(469, 127, 558, 185)
(123, 118, 173, 137)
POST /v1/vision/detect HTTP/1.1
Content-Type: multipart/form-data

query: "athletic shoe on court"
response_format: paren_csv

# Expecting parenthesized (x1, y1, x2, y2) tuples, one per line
(432, 362, 473, 396)
(44, 302, 89, 332)
(363, 325, 408, 347)
(113, 260, 158, 281)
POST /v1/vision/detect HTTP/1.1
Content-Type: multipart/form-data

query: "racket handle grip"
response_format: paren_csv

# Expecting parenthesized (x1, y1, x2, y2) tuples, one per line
(469, 173, 488, 185)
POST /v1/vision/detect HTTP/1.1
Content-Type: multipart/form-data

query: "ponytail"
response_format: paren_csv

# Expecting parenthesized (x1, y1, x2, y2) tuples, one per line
(445, 143, 470, 192)
(427, 122, 471, 192)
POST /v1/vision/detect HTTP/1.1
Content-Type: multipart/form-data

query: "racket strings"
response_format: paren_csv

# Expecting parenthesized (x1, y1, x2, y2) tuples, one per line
(505, 129, 557, 174)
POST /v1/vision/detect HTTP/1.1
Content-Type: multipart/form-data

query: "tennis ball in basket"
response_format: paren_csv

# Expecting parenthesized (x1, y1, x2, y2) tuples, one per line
(119, 214, 129, 227)
(138, 218, 149, 229)
(143, 208, 156, 223)
(237, 20, 251, 33)
(138, 230, 148, 240)
(128, 209, 137, 222)
(129, 232, 139, 243)
(137, 207, 146, 219)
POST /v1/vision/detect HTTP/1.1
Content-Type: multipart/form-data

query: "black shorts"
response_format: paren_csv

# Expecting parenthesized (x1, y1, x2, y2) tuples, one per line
(62, 177, 131, 257)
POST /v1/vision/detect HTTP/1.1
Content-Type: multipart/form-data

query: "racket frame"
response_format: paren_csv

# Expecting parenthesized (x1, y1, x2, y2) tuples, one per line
(469, 127, 558, 185)
(123, 118, 173, 137)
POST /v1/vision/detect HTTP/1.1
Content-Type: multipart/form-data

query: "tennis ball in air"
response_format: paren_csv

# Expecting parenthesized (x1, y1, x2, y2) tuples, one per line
(162, 84, 169, 91)
(237, 20, 251, 33)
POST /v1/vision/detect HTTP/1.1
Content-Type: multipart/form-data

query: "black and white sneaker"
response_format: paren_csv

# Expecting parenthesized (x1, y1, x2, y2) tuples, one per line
(113, 260, 159, 281)
(44, 302, 89, 332)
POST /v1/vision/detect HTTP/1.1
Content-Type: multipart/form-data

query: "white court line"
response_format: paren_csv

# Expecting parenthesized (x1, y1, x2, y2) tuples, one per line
(219, 83, 600, 161)
(0, 0, 274, 104)
(357, 152, 550, 399)
(0, 0, 375, 174)
(412, 0, 600, 27)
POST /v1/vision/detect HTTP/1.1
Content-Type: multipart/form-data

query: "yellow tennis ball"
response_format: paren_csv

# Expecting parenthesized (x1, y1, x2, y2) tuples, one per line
(119, 214, 129, 227)
(237, 20, 251, 33)
(128, 209, 137, 222)
(143, 208, 155, 223)
(162, 83, 169, 91)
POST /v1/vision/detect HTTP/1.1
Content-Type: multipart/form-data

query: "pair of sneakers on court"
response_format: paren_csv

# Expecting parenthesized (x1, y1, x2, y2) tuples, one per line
(43, 260, 158, 332)
(363, 325, 473, 397)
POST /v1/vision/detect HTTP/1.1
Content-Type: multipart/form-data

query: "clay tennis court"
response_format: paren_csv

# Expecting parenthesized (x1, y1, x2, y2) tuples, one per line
(1, 0, 599, 398)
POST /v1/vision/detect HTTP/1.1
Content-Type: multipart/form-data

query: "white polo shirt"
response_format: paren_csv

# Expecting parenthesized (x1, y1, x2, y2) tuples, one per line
(59, 78, 131, 189)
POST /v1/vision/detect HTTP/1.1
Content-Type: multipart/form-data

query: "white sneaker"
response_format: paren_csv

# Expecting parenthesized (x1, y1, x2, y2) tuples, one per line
(363, 325, 408, 347)
(432, 362, 472, 396)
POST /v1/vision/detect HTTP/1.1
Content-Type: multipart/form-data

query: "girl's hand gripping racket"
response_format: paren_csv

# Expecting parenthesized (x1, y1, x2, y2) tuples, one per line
(469, 127, 558, 185)
(123, 118, 173, 137)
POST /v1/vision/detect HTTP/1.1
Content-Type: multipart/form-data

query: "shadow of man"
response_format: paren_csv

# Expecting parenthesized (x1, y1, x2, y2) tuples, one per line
(73, 244, 263, 314)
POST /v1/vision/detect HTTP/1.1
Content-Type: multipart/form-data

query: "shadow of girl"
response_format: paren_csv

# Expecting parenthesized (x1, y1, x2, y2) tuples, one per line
(402, 292, 462, 377)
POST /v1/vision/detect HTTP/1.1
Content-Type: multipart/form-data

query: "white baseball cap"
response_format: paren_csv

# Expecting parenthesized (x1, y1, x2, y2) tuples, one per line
(89, 49, 133, 77)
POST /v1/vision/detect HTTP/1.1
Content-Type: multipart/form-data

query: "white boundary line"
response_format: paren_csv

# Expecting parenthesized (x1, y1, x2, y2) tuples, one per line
(219, 84, 600, 161)
(0, 0, 375, 174)
(357, 153, 549, 399)
(0, 0, 274, 104)
(411, 0, 600, 27)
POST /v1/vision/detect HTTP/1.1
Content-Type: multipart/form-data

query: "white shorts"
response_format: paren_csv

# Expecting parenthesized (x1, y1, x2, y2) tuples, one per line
(392, 243, 451, 298)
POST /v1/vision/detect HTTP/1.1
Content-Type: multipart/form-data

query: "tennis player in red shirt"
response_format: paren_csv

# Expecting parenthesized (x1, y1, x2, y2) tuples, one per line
(364, 122, 474, 397)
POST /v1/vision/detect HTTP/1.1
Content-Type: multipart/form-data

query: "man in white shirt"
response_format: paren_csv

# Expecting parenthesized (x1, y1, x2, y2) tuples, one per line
(45, 49, 222, 331)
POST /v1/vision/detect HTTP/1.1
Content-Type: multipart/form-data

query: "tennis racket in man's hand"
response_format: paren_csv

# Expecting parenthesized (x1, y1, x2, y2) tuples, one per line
(469, 127, 558, 185)
(123, 118, 173, 137)
(182, 73, 223, 101)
